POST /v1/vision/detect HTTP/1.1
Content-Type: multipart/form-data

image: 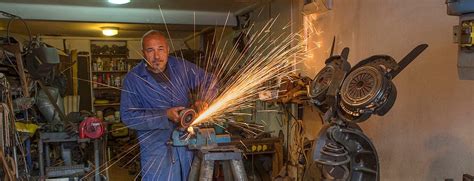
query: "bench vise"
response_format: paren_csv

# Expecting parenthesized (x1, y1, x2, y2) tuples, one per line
(171, 127, 231, 148)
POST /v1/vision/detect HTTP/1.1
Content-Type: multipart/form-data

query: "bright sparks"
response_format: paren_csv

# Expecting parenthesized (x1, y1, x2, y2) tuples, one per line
(191, 18, 307, 126)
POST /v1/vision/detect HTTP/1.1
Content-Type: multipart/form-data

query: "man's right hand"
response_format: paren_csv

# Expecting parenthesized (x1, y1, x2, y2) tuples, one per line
(166, 107, 185, 123)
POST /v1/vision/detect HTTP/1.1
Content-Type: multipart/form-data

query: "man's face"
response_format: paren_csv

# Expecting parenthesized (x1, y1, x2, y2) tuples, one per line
(142, 34, 169, 72)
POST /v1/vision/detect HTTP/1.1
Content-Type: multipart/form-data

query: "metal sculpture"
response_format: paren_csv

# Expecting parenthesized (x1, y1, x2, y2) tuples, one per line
(308, 44, 428, 180)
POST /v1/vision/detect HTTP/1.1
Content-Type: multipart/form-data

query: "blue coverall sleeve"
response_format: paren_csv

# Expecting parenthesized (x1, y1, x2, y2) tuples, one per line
(120, 75, 171, 130)
(185, 61, 219, 101)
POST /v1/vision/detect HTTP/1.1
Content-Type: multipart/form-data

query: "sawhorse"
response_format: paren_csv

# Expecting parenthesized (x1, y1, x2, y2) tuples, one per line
(189, 146, 248, 181)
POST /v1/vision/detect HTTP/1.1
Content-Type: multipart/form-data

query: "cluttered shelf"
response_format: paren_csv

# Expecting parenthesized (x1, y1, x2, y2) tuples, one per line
(93, 103, 120, 106)
(91, 54, 128, 57)
(93, 86, 122, 89)
(92, 70, 128, 73)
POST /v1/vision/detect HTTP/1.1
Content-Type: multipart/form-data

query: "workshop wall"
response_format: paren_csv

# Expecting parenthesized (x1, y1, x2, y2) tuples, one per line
(301, 0, 474, 180)
(245, 0, 320, 141)
(40, 37, 187, 59)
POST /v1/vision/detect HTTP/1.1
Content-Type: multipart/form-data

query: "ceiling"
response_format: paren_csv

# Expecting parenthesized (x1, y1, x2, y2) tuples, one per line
(0, 0, 263, 38)
(0, 0, 258, 12)
(0, 20, 210, 38)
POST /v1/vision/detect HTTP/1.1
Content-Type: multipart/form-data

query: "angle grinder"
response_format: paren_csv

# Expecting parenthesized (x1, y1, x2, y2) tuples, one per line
(177, 108, 197, 129)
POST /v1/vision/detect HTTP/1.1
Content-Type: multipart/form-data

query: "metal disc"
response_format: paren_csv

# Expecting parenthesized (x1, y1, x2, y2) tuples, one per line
(310, 66, 334, 99)
(340, 66, 384, 107)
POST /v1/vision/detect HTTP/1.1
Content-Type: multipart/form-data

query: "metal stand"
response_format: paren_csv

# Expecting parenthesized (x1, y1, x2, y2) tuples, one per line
(189, 146, 248, 181)
(38, 132, 101, 180)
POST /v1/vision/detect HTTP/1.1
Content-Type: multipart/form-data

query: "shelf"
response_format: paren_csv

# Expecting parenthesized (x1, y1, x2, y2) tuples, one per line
(92, 70, 128, 73)
(243, 151, 275, 155)
(94, 103, 120, 106)
(93, 87, 122, 90)
(92, 54, 128, 57)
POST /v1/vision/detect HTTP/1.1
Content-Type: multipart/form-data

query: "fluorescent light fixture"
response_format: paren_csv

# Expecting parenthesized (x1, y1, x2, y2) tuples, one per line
(102, 27, 119, 36)
(108, 0, 130, 5)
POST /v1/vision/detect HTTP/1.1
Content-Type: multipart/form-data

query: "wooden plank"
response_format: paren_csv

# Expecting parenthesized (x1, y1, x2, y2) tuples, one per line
(71, 50, 78, 96)
(1, 44, 30, 97)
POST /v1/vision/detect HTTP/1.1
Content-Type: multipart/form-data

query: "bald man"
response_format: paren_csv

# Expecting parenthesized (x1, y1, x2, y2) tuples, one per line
(120, 30, 215, 180)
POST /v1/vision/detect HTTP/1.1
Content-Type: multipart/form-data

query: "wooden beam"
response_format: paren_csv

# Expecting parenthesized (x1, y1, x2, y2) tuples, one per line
(1, 44, 30, 97)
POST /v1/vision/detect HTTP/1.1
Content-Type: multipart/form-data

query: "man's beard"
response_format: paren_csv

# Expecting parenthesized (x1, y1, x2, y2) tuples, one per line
(147, 62, 165, 73)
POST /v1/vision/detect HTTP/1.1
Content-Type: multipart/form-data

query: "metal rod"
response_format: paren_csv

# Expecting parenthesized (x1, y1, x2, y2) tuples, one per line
(389, 44, 428, 78)
(13, 144, 18, 178)
(38, 138, 44, 177)
(94, 139, 100, 181)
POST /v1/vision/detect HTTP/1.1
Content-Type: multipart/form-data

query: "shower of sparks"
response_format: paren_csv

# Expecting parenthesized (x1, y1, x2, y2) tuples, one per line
(191, 18, 307, 126)
(65, 4, 323, 180)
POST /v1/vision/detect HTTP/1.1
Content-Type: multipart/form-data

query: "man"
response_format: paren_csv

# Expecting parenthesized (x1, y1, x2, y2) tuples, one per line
(120, 30, 214, 180)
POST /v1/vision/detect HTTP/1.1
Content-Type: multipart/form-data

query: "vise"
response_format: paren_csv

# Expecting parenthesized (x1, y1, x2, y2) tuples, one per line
(171, 127, 231, 148)
(170, 108, 231, 148)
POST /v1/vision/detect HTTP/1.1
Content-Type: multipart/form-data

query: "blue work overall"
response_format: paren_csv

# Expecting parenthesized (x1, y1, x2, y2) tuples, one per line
(120, 56, 214, 180)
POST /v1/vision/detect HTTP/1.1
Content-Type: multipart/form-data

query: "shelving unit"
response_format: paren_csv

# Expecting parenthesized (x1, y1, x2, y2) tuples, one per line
(89, 40, 130, 113)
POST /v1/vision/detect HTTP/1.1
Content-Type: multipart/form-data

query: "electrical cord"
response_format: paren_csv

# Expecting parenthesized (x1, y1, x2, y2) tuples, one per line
(1, 11, 33, 54)
(281, 103, 307, 179)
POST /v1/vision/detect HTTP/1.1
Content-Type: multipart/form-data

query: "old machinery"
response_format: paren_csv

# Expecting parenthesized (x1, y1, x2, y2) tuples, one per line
(308, 44, 428, 180)
(79, 117, 105, 139)
(338, 55, 399, 123)
(446, 0, 474, 80)
(309, 53, 351, 114)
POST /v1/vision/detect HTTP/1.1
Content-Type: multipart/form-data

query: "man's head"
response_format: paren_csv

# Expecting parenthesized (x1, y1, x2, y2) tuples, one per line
(141, 30, 169, 73)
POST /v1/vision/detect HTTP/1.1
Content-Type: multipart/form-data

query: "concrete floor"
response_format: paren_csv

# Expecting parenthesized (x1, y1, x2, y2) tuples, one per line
(107, 164, 136, 181)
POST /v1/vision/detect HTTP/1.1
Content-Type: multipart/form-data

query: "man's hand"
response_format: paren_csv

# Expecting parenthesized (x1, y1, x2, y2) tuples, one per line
(166, 107, 185, 123)
(193, 100, 209, 114)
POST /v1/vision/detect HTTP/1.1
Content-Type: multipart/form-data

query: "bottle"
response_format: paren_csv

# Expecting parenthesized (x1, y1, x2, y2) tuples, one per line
(119, 60, 125, 71)
(97, 75, 103, 87)
(114, 111, 120, 122)
(97, 58, 103, 71)
(106, 73, 111, 86)
(115, 75, 121, 87)
(110, 74, 115, 86)
(112, 60, 117, 71)
(92, 75, 98, 88)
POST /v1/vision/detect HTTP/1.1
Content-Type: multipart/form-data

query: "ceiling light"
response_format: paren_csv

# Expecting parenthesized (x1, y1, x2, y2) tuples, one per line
(108, 0, 130, 4)
(102, 27, 119, 36)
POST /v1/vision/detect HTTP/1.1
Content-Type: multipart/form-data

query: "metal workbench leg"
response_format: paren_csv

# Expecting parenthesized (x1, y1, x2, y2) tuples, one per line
(223, 161, 234, 181)
(45, 144, 50, 167)
(94, 139, 100, 181)
(230, 159, 248, 181)
(39, 139, 44, 177)
(189, 155, 201, 181)
(199, 160, 214, 181)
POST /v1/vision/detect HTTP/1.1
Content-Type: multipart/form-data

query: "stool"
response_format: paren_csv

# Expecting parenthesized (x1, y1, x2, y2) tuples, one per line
(189, 146, 248, 181)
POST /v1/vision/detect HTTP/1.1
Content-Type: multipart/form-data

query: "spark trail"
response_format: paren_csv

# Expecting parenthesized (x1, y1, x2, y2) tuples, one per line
(191, 18, 307, 126)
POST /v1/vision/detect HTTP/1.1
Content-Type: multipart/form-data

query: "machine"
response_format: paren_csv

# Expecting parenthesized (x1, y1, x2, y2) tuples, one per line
(307, 43, 428, 180)
(447, 0, 474, 80)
